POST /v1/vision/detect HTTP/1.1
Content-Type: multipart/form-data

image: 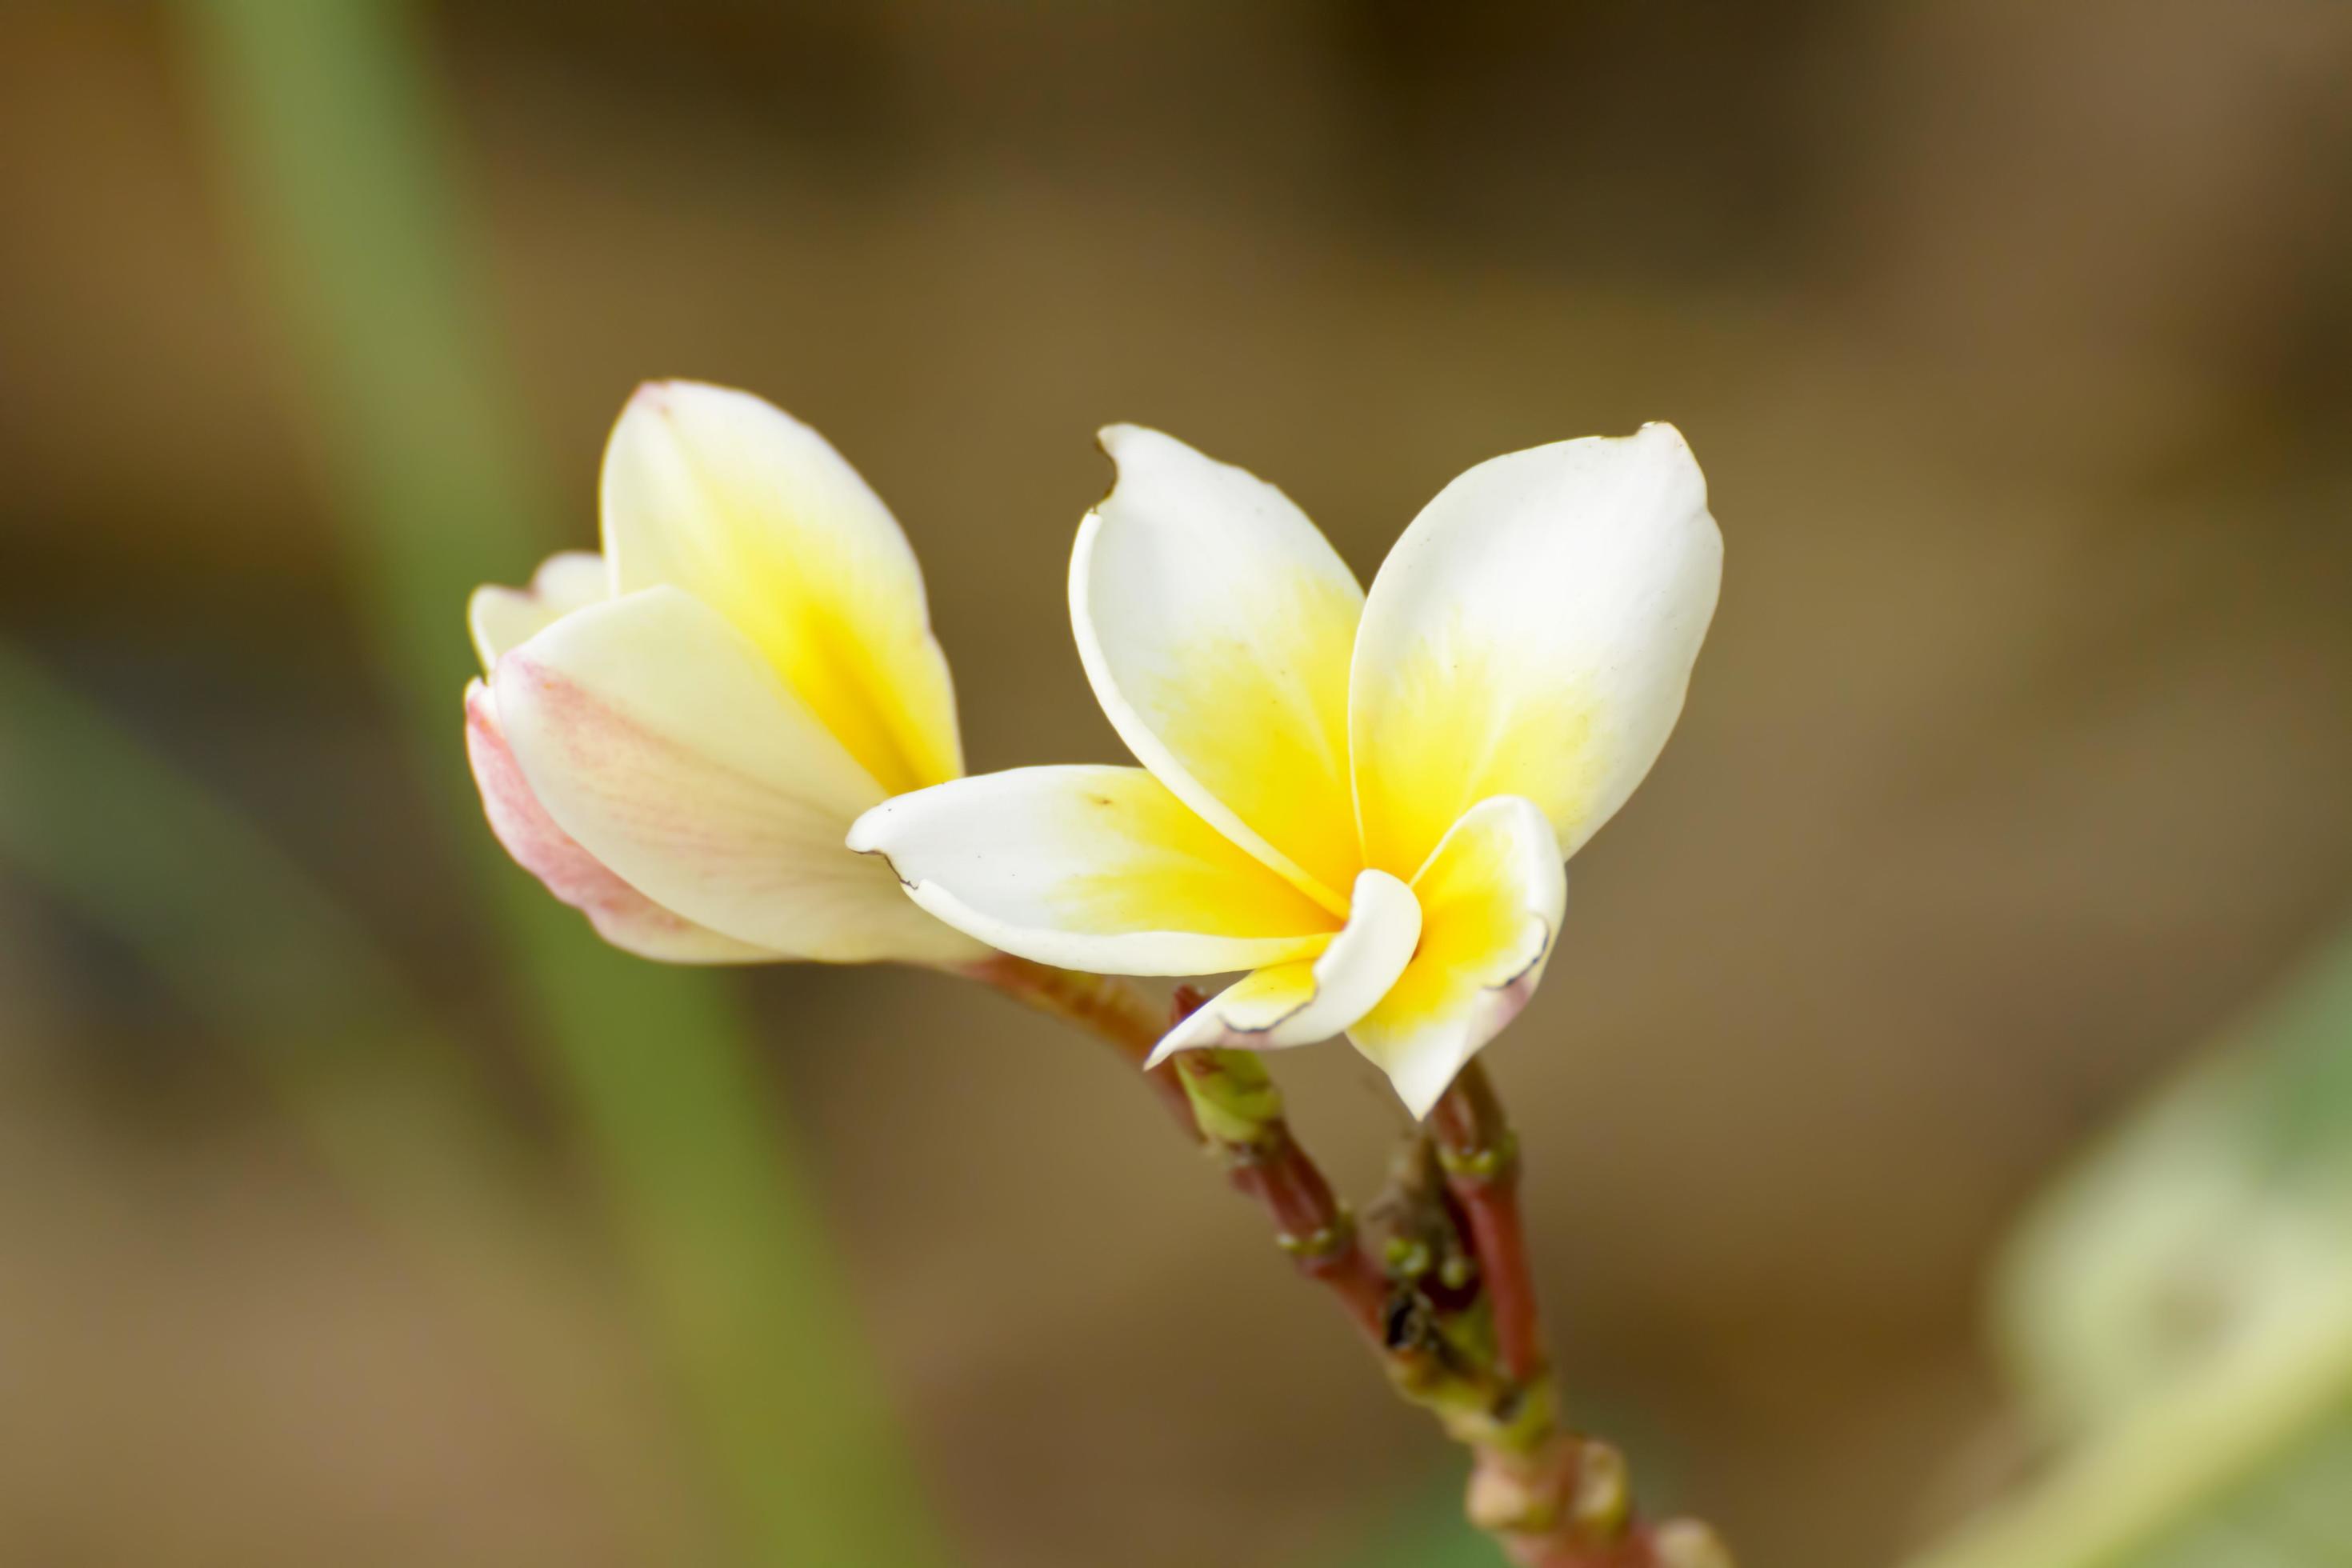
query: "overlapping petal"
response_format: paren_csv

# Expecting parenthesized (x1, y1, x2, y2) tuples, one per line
(467, 550, 609, 672)
(602, 381, 962, 796)
(1073, 426, 1364, 912)
(1348, 796, 1567, 1117)
(847, 764, 1341, 974)
(1350, 423, 1722, 879)
(464, 681, 774, 963)
(1146, 870, 1421, 1064)
(493, 584, 983, 966)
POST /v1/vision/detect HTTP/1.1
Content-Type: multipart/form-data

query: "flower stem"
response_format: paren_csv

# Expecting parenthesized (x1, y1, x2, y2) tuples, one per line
(1430, 1061, 1545, 1382)
(1162, 991, 1394, 1346)
(970, 960, 1732, 1566)
(1430, 1062, 1730, 1568)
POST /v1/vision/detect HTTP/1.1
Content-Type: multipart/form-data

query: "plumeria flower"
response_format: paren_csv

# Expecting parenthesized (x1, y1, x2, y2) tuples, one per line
(850, 425, 1720, 1114)
(464, 381, 985, 968)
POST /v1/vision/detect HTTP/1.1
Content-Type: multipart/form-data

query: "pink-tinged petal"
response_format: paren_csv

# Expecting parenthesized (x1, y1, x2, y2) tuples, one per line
(493, 586, 986, 966)
(464, 680, 777, 964)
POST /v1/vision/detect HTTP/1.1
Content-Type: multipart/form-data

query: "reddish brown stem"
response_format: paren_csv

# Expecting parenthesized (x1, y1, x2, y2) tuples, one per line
(972, 965, 1391, 1342)
(1168, 987, 1394, 1345)
(1434, 1063, 1730, 1567)
(1429, 1059, 1545, 1382)
(1208, 1104, 1394, 1342)
(974, 961, 1731, 1565)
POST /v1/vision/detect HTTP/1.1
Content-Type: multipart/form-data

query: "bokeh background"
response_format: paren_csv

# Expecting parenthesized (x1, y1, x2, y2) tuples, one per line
(4, 3, 2350, 1566)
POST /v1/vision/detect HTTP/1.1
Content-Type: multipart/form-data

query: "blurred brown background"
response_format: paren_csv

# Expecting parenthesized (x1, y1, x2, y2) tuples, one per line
(3, 2, 2349, 1565)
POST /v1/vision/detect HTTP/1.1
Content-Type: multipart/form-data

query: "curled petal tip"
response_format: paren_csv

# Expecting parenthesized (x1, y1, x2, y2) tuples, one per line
(1634, 419, 1695, 456)
(1142, 870, 1422, 1068)
(843, 819, 874, 856)
(842, 799, 893, 856)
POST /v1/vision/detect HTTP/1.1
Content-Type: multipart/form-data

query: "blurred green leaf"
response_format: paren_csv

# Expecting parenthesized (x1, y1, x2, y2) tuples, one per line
(173, 0, 947, 1561)
(0, 639, 514, 1225)
(1907, 925, 2352, 1568)
(0, 640, 687, 1559)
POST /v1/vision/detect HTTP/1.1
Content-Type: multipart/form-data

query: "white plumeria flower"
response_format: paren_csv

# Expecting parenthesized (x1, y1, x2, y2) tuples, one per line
(464, 380, 986, 968)
(850, 424, 1720, 1114)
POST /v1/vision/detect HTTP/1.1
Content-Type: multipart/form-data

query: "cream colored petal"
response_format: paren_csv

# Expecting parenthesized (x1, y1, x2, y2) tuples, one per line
(602, 380, 962, 796)
(1072, 425, 1364, 914)
(464, 680, 776, 964)
(468, 550, 610, 674)
(1350, 422, 1722, 878)
(494, 585, 984, 966)
(1144, 870, 1420, 1065)
(1348, 796, 1566, 1118)
(846, 764, 1341, 975)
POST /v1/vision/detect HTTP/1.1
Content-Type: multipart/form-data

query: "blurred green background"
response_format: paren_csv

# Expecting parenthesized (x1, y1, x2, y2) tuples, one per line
(2, 2, 2348, 1566)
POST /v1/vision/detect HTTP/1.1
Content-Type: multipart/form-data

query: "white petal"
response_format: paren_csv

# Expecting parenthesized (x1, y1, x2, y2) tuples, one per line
(1072, 426, 1364, 913)
(1348, 797, 1566, 1118)
(464, 681, 776, 964)
(1144, 870, 1422, 1065)
(494, 585, 984, 966)
(468, 550, 610, 673)
(846, 764, 1341, 975)
(602, 381, 962, 796)
(1350, 423, 1722, 878)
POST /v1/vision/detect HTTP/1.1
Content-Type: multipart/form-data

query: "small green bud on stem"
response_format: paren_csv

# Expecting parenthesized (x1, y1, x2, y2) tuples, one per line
(1169, 990, 1393, 1342)
(971, 966, 1733, 1567)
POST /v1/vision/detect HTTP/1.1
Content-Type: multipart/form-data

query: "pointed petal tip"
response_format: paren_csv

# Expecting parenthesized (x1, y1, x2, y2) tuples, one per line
(1142, 870, 1421, 1064)
(632, 377, 746, 416)
(623, 378, 779, 426)
(1394, 1068, 1452, 1122)
(842, 798, 894, 857)
(1381, 956, 1545, 1119)
(833, 766, 1336, 975)
(1632, 419, 1704, 482)
(621, 379, 702, 423)
(627, 378, 713, 410)
(468, 550, 611, 674)
(1090, 423, 1170, 502)
(1094, 421, 1153, 457)
(1350, 419, 1718, 868)
(1142, 982, 1265, 1066)
(1070, 422, 1365, 913)
(599, 375, 965, 794)
(461, 673, 494, 728)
